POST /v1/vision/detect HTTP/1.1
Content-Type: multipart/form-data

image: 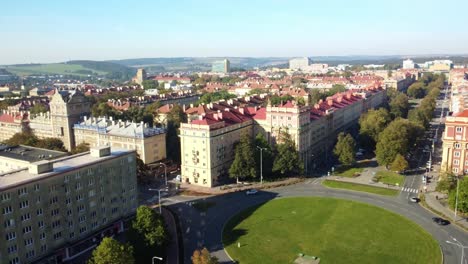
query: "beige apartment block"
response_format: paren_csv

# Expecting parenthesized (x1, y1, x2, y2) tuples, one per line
(74, 116, 166, 164)
(0, 146, 137, 264)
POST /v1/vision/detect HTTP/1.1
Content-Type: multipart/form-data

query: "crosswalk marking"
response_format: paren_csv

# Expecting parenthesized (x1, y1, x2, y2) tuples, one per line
(401, 187, 418, 193)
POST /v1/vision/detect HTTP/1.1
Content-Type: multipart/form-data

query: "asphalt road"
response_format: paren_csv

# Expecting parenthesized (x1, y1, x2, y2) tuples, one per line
(166, 180, 467, 264)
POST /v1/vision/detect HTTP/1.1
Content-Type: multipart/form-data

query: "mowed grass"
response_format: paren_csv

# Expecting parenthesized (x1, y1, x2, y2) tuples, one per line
(375, 171, 405, 186)
(334, 167, 364, 177)
(223, 197, 441, 264)
(322, 180, 399, 196)
(5, 63, 106, 76)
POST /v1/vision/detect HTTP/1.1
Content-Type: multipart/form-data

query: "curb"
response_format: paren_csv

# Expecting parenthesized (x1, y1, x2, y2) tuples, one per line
(420, 195, 468, 234)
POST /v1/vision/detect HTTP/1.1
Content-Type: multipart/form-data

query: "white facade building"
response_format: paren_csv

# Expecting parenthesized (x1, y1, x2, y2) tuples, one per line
(289, 57, 310, 70)
(403, 59, 415, 69)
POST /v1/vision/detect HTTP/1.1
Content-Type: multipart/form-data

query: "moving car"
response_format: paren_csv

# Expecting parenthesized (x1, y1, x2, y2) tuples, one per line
(409, 197, 419, 203)
(246, 189, 258, 195)
(432, 217, 450, 225)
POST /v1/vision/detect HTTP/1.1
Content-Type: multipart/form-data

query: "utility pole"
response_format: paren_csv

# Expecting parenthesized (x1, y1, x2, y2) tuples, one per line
(159, 162, 167, 186)
(256, 146, 267, 185)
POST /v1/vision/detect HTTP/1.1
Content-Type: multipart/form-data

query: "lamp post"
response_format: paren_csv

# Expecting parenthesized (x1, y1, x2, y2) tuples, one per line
(152, 256, 163, 264)
(159, 162, 167, 186)
(149, 188, 168, 214)
(446, 237, 467, 264)
(256, 146, 267, 185)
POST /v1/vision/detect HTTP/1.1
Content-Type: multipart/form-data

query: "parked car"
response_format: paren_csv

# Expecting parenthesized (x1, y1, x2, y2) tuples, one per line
(432, 217, 450, 225)
(409, 197, 419, 203)
(246, 189, 258, 195)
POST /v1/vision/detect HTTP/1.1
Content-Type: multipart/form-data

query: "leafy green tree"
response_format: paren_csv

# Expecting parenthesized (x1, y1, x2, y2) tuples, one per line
(390, 154, 409, 173)
(329, 84, 346, 94)
(247, 88, 267, 95)
(229, 132, 257, 182)
(132, 206, 167, 247)
(29, 104, 48, 115)
(269, 95, 294, 106)
(448, 177, 468, 213)
(407, 82, 426, 98)
(309, 89, 326, 105)
(88, 237, 134, 264)
(254, 133, 273, 179)
(165, 104, 187, 163)
(359, 108, 391, 148)
(436, 173, 457, 193)
(408, 108, 430, 129)
(272, 131, 304, 176)
(71, 142, 90, 154)
(3, 131, 38, 146)
(192, 248, 219, 264)
(389, 92, 409, 118)
(141, 80, 158, 89)
(376, 118, 423, 167)
(333, 132, 356, 166)
(35, 138, 67, 152)
(91, 102, 116, 118)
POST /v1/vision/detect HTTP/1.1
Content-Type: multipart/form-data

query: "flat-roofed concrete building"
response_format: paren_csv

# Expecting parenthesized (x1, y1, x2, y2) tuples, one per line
(212, 59, 230, 73)
(73, 116, 166, 164)
(0, 146, 137, 264)
(289, 57, 310, 70)
(0, 145, 67, 173)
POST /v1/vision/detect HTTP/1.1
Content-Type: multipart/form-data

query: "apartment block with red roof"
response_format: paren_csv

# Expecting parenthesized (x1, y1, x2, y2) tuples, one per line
(179, 86, 386, 187)
(441, 110, 468, 174)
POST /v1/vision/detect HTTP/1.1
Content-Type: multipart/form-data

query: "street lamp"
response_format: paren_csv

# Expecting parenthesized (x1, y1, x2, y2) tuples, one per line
(446, 237, 467, 264)
(159, 162, 167, 186)
(256, 146, 267, 185)
(152, 256, 163, 264)
(149, 188, 168, 214)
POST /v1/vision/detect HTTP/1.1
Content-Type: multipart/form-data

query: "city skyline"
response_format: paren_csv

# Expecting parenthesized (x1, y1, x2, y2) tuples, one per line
(2, 0, 468, 64)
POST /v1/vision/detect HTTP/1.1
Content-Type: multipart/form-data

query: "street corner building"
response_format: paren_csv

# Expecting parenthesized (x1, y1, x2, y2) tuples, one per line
(0, 146, 138, 264)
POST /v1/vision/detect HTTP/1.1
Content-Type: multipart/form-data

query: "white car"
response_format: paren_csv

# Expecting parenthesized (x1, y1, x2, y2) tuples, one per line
(410, 197, 419, 203)
(246, 189, 258, 195)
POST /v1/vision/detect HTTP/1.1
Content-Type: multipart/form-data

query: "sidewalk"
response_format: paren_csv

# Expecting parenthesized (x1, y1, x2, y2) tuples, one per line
(161, 207, 180, 264)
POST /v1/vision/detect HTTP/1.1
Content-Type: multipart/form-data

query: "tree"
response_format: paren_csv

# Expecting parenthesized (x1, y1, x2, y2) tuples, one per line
(333, 132, 356, 166)
(35, 138, 67, 152)
(359, 108, 391, 148)
(407, 82, 426, 99)
(3, 131, 38, 146)
(29, 104, 48, 115)
(390, 154, 409, 173)
(375, 118, 423, 167)
(309, 89, 325, 105)
(229, 132, 257, 182)
(436, 173, 457, 193)
(329, 84, 346, 94)
(71, 142, 90, 154)
(88, 237, 134, 264)
(389, 92, 409, 118)
(165, 105, 187, 163)
(272, 131, 303, 176)
(132, 206, 167, 247)
(191, 248, 219, 264)
(448, 177, 468, 213)
(141, 80, 158, 89)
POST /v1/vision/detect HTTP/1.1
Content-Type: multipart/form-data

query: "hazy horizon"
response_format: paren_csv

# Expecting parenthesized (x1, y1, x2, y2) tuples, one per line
(2, 0, 468, 65)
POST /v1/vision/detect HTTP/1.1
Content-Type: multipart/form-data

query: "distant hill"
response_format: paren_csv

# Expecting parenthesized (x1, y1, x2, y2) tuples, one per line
(3, 60, 136, 80)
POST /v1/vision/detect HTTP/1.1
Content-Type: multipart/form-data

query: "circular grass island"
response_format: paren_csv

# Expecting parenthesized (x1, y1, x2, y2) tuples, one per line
(223, 197, 441, 264)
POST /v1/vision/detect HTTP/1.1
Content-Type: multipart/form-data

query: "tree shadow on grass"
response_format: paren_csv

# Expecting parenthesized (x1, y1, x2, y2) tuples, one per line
(222, 228, 248, 246)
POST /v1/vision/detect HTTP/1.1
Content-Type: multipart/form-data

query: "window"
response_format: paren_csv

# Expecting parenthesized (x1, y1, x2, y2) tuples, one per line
(67, 209, 72, 216)
(38, 220, 44, 229)
(454, 151, 461, 157)
(64, 175, 70, 183)
(39, 233, 46, 240)
(7, 244, 17, 253)
(112, 207, 118, 214)
(3, 206, 12, 215)
(23, 226, 32, 234)
(66, 198, 71, 205)
(1, 192, 11, 202)
(455, 143, 461, 149)
(454, 168, 459, 173)
(19, 200, 29, 209)
(26, 249, 35, 259)
(49, 196, 58, 205)
(454, 159, 460, 165)
(24, 237, 33, 246)
(5, 232, 16, 241)
(76, 194, 84, 201)
(77, 204, 85, 213)
(78, 215, 86, 223)
(68, 221, 73, 228)
(79, 226, 87, 234)
(456, 127, 463, 132)
(37, 208, 43, 216)
(40, 244, 47, 253)
(4, 219, 14, 228)
(53, 232, 62, 240)
(52, 220, 61, 229)
(51, 208, 60, 216)
(89, 190, 95, 197)
(75, 182, 82, 190)
(21, 213, 31, 222)
(9, 257, 19, 264)
(69, 232, 75, 239)
(18, 187, 28, 196)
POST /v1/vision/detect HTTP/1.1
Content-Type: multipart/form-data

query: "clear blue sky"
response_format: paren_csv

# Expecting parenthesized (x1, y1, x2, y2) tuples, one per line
(2, 0, 468, 64)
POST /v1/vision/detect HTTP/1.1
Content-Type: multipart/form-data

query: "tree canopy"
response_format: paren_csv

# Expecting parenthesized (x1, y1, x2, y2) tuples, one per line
(448, 177, 468, 213)
(254, 133, 274, 179)
(229, 132, 257, 181)
(88, 237, 134, 264)
(272, 131, 303, 176)
(359, 108, 391, 149)
(389, 92, 409, 119)
(333, 132, 356, 166)
(390, 154, 409, 173)
(191, 248, 219, 264)
(132, 206, 167, 247)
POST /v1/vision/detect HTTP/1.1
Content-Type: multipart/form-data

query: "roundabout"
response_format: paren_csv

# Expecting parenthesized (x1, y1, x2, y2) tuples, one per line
(222, 197, 442, 264)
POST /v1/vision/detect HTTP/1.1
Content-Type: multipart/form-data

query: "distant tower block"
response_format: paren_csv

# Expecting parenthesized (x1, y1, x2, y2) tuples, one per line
(133, 68, 147, 85)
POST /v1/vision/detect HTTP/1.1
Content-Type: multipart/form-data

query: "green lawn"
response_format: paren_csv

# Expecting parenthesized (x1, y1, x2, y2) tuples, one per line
(5, 63, 106, 76)
(334, 167, 364, 177)
(375, 171, 405, 186)
(322, 180, 399, 196)
(223, 197, 441, 264)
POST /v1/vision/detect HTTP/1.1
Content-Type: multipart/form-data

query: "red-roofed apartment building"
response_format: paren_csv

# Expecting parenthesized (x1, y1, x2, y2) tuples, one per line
(180, 86, 386, 187)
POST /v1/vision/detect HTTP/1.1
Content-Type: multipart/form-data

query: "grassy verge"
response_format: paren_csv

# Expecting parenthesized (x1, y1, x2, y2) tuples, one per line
(375, 171, 404, 186)
(334, 167, 364, 178)
(322, 180, 399, 196)
(223, 197, 441, 264)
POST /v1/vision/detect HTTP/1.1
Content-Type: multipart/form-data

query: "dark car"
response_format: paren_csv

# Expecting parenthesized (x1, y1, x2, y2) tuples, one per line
(432, 217, 450, 225)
